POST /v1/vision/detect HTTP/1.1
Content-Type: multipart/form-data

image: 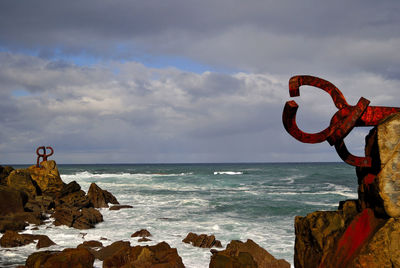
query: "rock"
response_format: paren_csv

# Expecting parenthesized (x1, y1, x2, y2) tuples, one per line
(25, 248, 94, 268)
(53, 206, 103, 229)
(0, 185, 25, 216)
(102, 241, 184, 268)
(59, 181, 81, 197)
(6, 170, 39, 198)
(27, 160, 64, 198)
(376, 113, 400, 217)
(56, 190, 91, 209)
(182, 232, 223, 248)
(24, 195, 55, 213)
(131, 229, 152, 238)
(0, 212, 45, 233)
(0, 230, 55, 249)
(77, 240, 103, 249)
(210, 239, 290, 268)
(95, 240, 131, 261)
(87, 183, 119, 208)
(109, 205, 133, 210)
(36, 235, 56, 249)
(138, 237, 151, 242)
(0, 165, 14, 185)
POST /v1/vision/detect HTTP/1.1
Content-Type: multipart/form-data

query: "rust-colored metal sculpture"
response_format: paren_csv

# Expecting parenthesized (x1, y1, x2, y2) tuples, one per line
(36, 146, 54, 167)
(283, 75, 400, 167)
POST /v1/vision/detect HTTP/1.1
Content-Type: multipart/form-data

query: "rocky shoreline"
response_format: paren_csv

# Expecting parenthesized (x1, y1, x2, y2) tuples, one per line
(0, 160, 290, 267)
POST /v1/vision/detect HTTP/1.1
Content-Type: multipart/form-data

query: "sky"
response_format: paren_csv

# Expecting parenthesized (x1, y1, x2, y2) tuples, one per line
(1, 0, 400, 164)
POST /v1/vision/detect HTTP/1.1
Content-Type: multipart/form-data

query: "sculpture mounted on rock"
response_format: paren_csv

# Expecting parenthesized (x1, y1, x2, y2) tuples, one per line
(36, 146, 54, 167)
(282, 75, 400, 167)
(283, 75, 400, 268)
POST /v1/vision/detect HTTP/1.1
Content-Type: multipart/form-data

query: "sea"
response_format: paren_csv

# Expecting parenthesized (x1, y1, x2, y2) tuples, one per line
(0, 162, 359, 267)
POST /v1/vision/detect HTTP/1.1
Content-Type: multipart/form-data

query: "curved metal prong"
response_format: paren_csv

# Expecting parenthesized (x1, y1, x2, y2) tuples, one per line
(334, 140, 372, 167)
(289, 75, 349, 109)
(46, 146, 54, 157)
(283, 100, 335, 143)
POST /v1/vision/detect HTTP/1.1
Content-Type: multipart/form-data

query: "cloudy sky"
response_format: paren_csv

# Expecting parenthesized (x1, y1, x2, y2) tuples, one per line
(1, 0, 399, 164)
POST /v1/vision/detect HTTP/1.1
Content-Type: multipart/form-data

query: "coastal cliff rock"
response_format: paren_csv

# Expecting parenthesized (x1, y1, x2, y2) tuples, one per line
(87, 182, 119, 208)
(0, 185, 25, 215)
(53, 206, 103, 229)
(295, 112, 400, 268)
(6, 169, 39, 198)
(102, 241, 185, 268)
(182, 232, 223, 248)
(0, 230, 55, 249)
(210, 239, 290, 268)
(0, 165, 14, 185)
(27, 160, 64, 198)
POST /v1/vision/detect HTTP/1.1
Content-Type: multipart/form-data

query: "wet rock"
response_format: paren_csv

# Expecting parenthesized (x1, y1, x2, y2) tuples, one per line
(6, 170, 39, 199)
(0, 185, 25, 216)
(53, 206, 103, 229)
(109, 205, 133, 210)
(138, 237, 151, 242)
(24, 195, 55, 213)
(0, 230, 55, 249)
(210, 239, 290, 268)
(87, 182, 119, 208)
(27, 160, 64, 198)
(182, 232, 223, 248)
(131, 229, 152, 238)
(77, 240, 103, 249)
(59, 181, 81, 197)
(96, 240, 131, 261)
(0, 212, 45, 233)
(25, 248, 94, 268)
(103, 241, 184, 268)
(56, 190, 91, 209)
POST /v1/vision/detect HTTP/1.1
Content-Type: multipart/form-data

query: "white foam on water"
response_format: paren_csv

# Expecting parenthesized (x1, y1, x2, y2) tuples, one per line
(213, 171, 243, 175)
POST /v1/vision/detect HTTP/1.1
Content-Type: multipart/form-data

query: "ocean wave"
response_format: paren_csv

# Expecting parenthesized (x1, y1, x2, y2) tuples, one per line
(61, 171, 193, 181)
(213, 171, 243, 175)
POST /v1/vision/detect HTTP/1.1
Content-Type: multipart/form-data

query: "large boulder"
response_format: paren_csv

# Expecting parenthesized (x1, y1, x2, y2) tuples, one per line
(95, 240, 131, 261)
(102, 241, 185, 268)
(25, 248, 94, 268)
(0, 185, 25, 216)
(87, 182, 119, 208)
(210, 239, 290, 268)
(6, 169, 39, 198)
(27, 160, 64, 198)
(24, 195, 55, 213)
(53, 206, 103, 229)
(182, 232, 223, 248)
(56, 190, 91, 209)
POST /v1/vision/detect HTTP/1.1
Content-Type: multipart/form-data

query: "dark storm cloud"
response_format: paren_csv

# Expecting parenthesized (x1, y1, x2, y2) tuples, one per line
(1, 1, 400, 163)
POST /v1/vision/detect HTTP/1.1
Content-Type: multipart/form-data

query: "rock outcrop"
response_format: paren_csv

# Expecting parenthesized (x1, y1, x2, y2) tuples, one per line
(87, 182, 119, 208)
(102, 241, 185, 268)
(131, 229, 152, 238)
(0, 230, 55, 249)
(25, 248, 94, 268)
(27, 160, 64, 198)
(210, 239, 290, 268)
(53, 206, 103, 229)
(6, 169, 39, 198)
(295, 112, 400, 268)
(182, 232, 223, 248)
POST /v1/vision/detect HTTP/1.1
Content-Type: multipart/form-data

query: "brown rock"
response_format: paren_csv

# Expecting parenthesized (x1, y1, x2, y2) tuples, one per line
(138, 237, 151, 242)
(77, 240, 103, 249)
(6, 170, 39, 198)
(0, 165, 14, 185)
(182, 232, 223, 248)
(59, 181, 81, 197)
(53, 206, 103, 229)
(0, 212, 45, 233)
(87, 183, 119, 208)
(95, 240, 131, 261)
(0, 230, 55, 249)
(24, 195, 55, 213)
(131, 229, 152, 238)
(25, 247, 94, 268)
(27, 160, 64, 198)
(109, 205, 133, 210)
(0, 185, 25, 216)
(56, 190, 91, 209)
(103, 241, 184, 268)
(210, 239, 290, 268)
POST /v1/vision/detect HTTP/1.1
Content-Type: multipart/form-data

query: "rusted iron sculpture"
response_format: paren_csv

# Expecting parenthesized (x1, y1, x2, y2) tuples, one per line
(282, 75, 400, 167)
(36, 146, 54, 167)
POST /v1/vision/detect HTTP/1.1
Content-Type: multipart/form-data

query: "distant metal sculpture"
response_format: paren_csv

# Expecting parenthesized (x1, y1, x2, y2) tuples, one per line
(282, 75, 400, 167)
(36, 146, 54, 167)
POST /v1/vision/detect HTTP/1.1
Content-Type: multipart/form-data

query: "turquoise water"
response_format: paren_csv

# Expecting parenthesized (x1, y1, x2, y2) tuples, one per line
(0, 162, 358, 267)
